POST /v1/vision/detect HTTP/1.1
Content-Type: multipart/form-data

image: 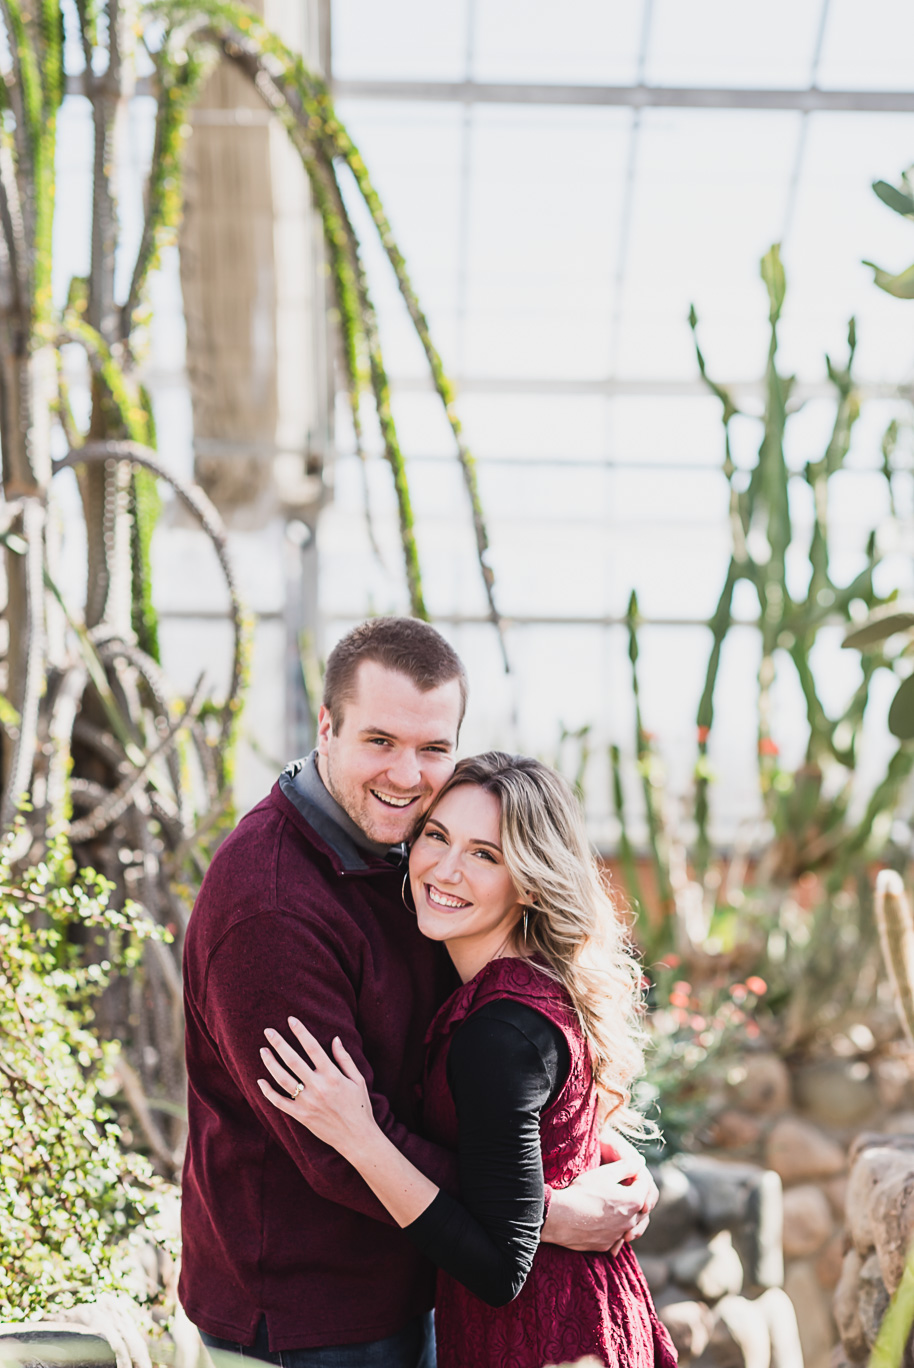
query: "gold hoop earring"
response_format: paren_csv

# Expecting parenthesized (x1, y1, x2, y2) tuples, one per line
(401, 871, 416, 915)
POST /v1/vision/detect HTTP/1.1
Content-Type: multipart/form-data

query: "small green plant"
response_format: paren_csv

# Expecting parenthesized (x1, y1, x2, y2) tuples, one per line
(0, 826, 169, 1321)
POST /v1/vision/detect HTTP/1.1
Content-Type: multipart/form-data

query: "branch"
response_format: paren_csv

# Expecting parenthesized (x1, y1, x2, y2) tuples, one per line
(67, 673, 206, 843)
(53, 438, 246, 742)
(0, 498, 45, 830)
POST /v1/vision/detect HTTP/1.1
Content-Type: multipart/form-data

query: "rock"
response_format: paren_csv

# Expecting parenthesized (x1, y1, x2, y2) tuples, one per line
(793, 1061, 879, 1130)
(816, 1233, 845, 1291)
(766, 1117, 846, 1185)
(638, 1254, 669, 1294)
(874, 1056, 914, 1111)
(671, 1230, 744, 1302)
(658, 1300, 715, 1358)
(871, 1153, 914, 1293)
(676, 1156, 784, 1290)
(758, 1287, 804, 1368)
(727, 1056, 792, 1116)
(637, 1162, 702, 1255)
(710, 1110, 765, 1150)
(746, 1169, 786, 1292)
(0, 1328, 116, 1368)
(782, 1184, 834, 1258)
(784, 1259, 837, 1368)
(706, 1295, 771, 1368)
(857, 1251, 889, 1349)
(849, 1131, 914, 1165)
(823, 1176, 848, 1220)
(844, 1146, 914, 1257)
(833, 1249, 868, 1362)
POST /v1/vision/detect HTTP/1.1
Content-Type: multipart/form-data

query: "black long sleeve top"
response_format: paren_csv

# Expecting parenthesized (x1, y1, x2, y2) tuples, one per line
(405, 998, 570, 1307)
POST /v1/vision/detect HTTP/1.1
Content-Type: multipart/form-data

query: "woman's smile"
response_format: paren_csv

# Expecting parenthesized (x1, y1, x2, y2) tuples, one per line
(424, 883, 472, 910)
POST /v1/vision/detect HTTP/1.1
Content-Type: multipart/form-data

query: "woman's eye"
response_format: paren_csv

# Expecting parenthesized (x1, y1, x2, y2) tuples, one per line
(474, 850, 496, 862)
(426, 830, 446, 842)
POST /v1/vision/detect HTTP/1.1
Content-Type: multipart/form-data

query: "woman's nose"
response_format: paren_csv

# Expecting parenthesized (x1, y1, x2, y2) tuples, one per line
(434, 849, 462, 883)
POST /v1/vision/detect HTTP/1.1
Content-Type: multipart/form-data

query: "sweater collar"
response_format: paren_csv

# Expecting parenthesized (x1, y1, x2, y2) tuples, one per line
(278, 752, 408, 873)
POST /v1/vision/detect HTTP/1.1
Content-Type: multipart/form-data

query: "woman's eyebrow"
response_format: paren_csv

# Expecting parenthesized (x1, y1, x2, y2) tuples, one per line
(426, 818, 502, 853)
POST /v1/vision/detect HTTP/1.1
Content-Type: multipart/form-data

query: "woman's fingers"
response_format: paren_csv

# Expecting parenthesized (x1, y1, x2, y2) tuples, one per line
(331, 1035, 364, 1084)
(264, 1026, 316, 1080)
(288, 1017, 334, 1072)
(260, 1045, 305, 1098)
(258, 1077, 297, 1116)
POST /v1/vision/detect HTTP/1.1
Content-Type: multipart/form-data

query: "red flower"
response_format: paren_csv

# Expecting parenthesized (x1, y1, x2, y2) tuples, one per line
(758, 737, 779, 757)
(746, 975, 768, 995)
(697, 725, 710, 744)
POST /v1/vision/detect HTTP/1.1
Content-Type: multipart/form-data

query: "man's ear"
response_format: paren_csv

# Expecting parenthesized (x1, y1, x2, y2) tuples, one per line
(317, 704, 334, 757)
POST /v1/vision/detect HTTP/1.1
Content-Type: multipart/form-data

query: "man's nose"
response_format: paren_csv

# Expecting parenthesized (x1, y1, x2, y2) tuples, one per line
(385, 749, 422, 791)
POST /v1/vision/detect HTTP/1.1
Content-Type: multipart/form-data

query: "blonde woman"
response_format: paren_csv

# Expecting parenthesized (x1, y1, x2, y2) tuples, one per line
(259, 754, 676, 1368)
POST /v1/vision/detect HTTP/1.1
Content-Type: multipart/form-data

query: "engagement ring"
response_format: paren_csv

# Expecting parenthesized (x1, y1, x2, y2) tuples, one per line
(289, 1082, 304, 1100)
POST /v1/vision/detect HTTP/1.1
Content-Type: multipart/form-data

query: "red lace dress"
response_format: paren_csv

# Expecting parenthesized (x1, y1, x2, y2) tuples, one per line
(420, 957, 677, 1368)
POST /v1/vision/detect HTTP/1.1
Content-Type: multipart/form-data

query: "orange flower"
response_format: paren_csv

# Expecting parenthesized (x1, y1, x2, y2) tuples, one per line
(697, 725, 710, 744)
(758, 737, 779, 757)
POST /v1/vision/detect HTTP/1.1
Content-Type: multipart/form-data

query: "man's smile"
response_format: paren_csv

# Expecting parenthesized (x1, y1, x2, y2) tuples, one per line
(370, 789, 420, 809)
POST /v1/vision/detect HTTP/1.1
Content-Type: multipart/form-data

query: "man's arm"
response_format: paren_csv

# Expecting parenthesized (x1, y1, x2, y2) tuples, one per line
(201, 910, 458, 1224)
(540, 1131, 658, 1252)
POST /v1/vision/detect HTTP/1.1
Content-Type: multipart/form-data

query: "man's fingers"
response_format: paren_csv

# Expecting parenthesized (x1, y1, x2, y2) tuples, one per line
(260, 1045, 306, 1098)
(288, 1018, 333, 1071)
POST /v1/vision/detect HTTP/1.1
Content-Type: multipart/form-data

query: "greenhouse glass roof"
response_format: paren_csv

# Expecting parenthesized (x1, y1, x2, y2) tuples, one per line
(321, 0, 914, 845)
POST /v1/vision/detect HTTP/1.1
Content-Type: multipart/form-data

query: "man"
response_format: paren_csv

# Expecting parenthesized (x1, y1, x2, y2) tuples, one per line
(180, 617, 656, 1368)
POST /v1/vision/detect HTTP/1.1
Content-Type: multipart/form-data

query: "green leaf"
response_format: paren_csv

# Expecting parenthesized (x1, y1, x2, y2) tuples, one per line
(872, 179, 914, 219)
(843, 603, 914, 650)
(863, 259, 914, 299)
(888, 674, 914, 741)
(760, 244, 786, 323)
(0, 693, 21, 727)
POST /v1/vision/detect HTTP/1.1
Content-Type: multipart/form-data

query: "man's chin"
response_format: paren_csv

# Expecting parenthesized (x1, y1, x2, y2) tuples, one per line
(363, 800, 424, 845)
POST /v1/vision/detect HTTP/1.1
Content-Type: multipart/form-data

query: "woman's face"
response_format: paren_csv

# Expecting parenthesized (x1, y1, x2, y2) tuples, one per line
(409, 784, 524, 974)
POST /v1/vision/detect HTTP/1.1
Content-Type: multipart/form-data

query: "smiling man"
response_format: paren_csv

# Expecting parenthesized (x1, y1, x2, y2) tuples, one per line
(180, 618, 656, 1368)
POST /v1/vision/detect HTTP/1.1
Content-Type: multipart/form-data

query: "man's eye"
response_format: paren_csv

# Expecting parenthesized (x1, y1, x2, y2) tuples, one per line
(368, 738, 390, 746)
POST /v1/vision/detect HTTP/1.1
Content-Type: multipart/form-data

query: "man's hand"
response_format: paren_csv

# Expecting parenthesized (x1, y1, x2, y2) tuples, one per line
(541, 1158, 658, 1254)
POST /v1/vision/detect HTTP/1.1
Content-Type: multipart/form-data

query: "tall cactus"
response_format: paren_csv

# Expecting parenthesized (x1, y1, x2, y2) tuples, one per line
(874, 869, 914, 1048)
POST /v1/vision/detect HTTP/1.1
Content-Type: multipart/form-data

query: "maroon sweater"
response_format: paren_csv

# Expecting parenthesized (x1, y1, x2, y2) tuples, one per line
(179, 782, 458, 1350)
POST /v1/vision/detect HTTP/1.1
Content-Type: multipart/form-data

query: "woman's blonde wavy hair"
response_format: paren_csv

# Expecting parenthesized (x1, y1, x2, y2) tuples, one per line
(420, 751, 653, 1138)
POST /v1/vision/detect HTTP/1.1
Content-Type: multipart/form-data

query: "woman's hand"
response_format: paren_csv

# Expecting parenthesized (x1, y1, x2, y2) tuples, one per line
(258, 1018, 376, 1159)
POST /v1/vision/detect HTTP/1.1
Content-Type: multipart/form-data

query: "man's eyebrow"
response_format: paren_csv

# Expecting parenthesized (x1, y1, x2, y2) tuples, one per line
(359, 727, 454, 747)
(425, 817, 502, 853)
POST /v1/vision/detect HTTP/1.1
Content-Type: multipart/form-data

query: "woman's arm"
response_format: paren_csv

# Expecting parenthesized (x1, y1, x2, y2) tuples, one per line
(258, 1020, 439, 1227)
(259, 1006, 564, 1307)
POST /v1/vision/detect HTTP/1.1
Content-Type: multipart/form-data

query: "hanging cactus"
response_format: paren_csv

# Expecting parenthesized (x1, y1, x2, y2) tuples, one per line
(874, 869, 914, 1048)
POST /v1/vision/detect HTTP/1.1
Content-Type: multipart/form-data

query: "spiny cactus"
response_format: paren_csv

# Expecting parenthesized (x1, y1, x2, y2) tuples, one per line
(874, 869, 914, 1048)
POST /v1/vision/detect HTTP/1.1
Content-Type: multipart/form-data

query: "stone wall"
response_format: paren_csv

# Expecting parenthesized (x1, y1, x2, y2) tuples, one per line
(833, 1133, 914, 1367)
(693, 1046, 914, 1368)
(639, 1154, 803, 1368)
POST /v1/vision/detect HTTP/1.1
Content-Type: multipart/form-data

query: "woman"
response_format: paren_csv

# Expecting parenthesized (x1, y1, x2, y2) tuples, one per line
(258, 753, 676, 1368)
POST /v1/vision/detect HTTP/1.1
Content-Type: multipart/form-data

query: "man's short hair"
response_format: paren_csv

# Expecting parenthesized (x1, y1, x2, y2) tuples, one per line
(323, 617, 468, 731)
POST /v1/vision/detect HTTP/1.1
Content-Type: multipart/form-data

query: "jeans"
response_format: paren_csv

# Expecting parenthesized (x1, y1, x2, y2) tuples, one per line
(200, 1313, 436, 1368)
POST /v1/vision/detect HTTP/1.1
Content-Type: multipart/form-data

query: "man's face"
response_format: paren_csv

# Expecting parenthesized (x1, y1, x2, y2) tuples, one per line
(316, 660, 462, 845)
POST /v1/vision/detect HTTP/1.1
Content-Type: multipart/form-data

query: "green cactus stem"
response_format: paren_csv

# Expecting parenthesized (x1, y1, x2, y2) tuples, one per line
(874, 869, 914, 1048)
